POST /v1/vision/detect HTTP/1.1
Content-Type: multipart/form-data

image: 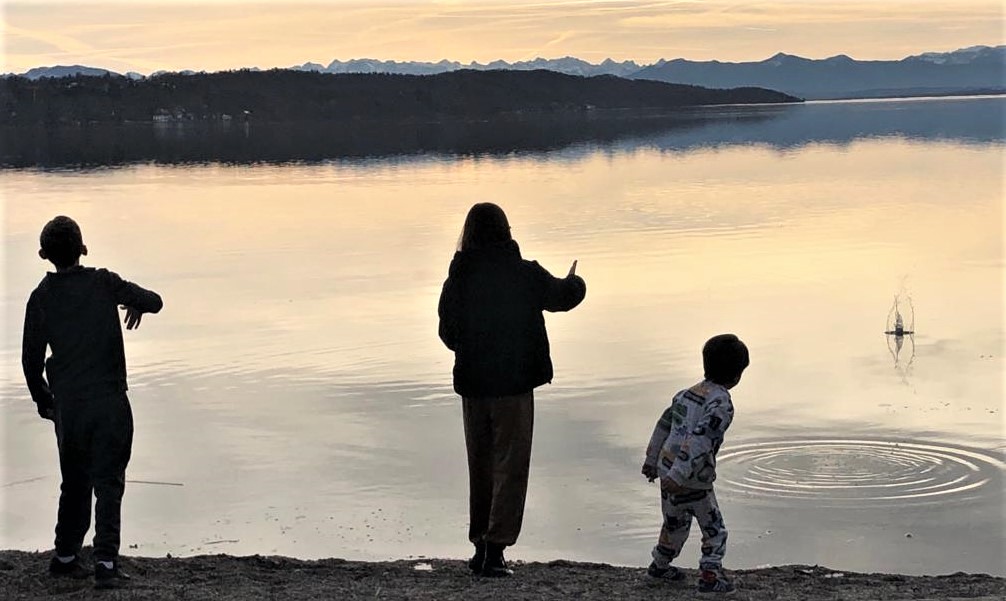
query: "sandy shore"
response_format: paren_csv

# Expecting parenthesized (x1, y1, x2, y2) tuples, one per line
(1, 550, 1003, 600)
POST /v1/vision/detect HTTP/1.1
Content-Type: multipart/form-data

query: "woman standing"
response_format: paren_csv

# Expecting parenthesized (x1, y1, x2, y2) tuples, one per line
(438, 203, 586, 577)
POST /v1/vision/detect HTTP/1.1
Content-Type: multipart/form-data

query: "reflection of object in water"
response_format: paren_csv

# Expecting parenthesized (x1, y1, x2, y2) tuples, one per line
(884, 294, 916, 373)
(886, 330, 915, 372)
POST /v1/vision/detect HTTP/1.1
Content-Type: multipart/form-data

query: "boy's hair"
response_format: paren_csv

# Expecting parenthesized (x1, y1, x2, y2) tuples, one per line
(40, 216, 84, 268)
(703, 334, 750, 385)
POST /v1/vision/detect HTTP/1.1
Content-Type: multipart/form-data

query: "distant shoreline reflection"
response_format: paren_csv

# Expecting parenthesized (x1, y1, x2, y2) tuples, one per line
(1, 96, 1002, 169)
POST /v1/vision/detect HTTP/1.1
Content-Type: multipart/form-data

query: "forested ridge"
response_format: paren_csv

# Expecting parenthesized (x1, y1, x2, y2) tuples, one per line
(0, 68, 799, 125)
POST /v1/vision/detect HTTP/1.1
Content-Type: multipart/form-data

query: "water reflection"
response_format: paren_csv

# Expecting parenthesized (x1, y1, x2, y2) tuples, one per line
(1, 96, 1002, 168)
(0, 109, 783, 168)
(630, 96, 1005, 153)
(2, 97, 1003, 575)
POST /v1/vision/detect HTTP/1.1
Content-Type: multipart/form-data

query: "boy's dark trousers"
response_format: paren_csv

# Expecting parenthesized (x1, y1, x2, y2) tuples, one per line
(53, 392, 133, 562)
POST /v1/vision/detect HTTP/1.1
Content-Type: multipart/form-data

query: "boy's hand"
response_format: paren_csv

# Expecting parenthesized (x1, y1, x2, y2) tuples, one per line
(120, 305, 144, 330)
(567, 260, 578, 277)
(641, 464, 658, 482)
(660, 476, 688, 495)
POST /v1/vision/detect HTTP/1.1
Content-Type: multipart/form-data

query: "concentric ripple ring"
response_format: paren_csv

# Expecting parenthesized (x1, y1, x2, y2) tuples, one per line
(716, 439, 1006, 506)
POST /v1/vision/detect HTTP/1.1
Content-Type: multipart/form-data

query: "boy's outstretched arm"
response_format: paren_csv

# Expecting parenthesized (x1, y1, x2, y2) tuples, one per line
(107, 270, 162, 330)
(21, 293, 53, 420)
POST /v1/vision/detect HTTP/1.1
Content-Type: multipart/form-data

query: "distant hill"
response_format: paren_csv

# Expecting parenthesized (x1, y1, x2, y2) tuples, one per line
(632, 46, 1005, 100)
(0, 69, 798, 126)
(21, 65, 117, 79)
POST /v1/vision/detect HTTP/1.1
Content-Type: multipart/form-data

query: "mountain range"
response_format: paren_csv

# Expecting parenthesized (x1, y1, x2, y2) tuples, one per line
(14, 46, 1005, 100)
(300, 57, 644, 78)
(633, 46, 1005, 99)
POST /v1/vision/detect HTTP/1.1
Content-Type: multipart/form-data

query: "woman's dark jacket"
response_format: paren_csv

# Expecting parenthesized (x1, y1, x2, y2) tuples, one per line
(438, 240, 586, 398)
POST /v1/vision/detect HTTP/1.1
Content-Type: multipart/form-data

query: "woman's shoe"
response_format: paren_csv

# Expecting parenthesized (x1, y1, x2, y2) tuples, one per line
(481, 543, 513, 577)
(468, 541, 486, 573)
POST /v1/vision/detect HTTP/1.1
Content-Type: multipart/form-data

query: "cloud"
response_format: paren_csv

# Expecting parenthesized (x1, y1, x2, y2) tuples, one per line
(619, 1, 1002, 29)
(4, 23, 95, 56)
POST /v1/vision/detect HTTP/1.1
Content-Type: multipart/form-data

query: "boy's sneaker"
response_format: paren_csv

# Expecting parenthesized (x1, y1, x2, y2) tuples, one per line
(48, 555, 90, 579)
(697, 569, 734, 593)
(646, 561, 685, 581)
(94, 561, 131, 589)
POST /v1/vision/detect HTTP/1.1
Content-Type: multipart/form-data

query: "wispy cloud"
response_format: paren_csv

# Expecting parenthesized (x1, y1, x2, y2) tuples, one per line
(4, 23, 95, 56)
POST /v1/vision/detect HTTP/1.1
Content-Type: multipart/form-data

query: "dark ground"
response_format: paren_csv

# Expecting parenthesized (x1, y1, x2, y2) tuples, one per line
(1, 550, 1003, 600)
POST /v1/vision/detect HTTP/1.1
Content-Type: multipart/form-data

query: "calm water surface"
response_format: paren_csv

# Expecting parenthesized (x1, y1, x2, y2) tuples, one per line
(2, 96, 1004, 575)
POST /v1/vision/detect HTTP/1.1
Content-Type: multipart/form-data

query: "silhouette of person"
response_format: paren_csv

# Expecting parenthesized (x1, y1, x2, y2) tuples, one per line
(438, 202, 585, 577)
(22, 216, 163, 589)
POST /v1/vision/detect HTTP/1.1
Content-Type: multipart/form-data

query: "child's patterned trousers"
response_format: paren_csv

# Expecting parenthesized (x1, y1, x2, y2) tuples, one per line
(651, 488, 727, 571)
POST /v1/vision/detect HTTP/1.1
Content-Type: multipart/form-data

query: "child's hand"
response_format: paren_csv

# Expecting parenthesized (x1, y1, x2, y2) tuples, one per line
(120, 305, 144, 330)
(641, 463, 658, 482)
(660, 477, 687, 495)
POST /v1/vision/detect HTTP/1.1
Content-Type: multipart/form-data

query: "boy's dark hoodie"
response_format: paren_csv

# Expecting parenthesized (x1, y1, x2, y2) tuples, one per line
(22, 267, 163, 412)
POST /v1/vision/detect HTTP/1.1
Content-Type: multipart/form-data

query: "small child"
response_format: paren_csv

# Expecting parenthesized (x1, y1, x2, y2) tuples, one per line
(641, 334, 749, 594)
(21, 216, 163, 589)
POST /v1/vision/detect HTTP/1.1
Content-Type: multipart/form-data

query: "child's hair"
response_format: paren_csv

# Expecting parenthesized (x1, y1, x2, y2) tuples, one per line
(458, 202, 512, 252)
(40, 216, 84, 268)
(703, 334, 750, 385)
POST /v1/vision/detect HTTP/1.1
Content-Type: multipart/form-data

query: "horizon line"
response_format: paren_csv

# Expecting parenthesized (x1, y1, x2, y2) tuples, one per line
(12, 44, 1004, 77)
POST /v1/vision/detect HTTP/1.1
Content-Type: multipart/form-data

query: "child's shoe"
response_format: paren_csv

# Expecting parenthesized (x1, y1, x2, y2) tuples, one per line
(646, 560, 685, 581)
(94, 560, 131, 589)
(48, 555, 90, 579)
(697, 569, 734, 593)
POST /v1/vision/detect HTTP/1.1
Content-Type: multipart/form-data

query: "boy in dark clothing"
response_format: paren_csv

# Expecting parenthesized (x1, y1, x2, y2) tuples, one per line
(21, 216, 163, 589)
(641, 334, 749, 594)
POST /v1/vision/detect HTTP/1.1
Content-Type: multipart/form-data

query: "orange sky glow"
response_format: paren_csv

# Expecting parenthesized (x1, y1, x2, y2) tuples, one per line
(2, 1, 1003, 74)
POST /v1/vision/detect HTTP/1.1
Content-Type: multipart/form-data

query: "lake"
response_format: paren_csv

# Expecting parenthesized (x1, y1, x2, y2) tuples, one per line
(2, 95, 1003, 576)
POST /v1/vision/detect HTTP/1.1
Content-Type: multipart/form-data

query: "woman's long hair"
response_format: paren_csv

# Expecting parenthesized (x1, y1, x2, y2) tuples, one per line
(458, 202, 512, 252)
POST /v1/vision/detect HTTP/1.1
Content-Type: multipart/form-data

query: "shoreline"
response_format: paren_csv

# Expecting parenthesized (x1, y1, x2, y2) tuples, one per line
(1, 550, 1003, 600)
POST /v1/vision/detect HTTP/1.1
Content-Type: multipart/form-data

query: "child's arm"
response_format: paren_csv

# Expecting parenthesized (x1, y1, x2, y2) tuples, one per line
(108, 271, 163, 314)
(105, 270, 162, 329)
(21, 293, 54, 420)
(642, 406, 674, 480)
(666, 399, 733, 488)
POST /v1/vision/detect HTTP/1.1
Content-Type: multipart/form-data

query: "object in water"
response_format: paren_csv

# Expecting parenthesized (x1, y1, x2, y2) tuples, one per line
(884, 293, 916, 378)
(884, 294, 915, 336)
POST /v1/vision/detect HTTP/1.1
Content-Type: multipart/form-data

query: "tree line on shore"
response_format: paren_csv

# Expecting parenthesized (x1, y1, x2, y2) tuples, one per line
(0, 68, 799, 126)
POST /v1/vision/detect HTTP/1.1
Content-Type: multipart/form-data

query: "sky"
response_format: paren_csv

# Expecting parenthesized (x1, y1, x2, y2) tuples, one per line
(1, 0, 1003, 75)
